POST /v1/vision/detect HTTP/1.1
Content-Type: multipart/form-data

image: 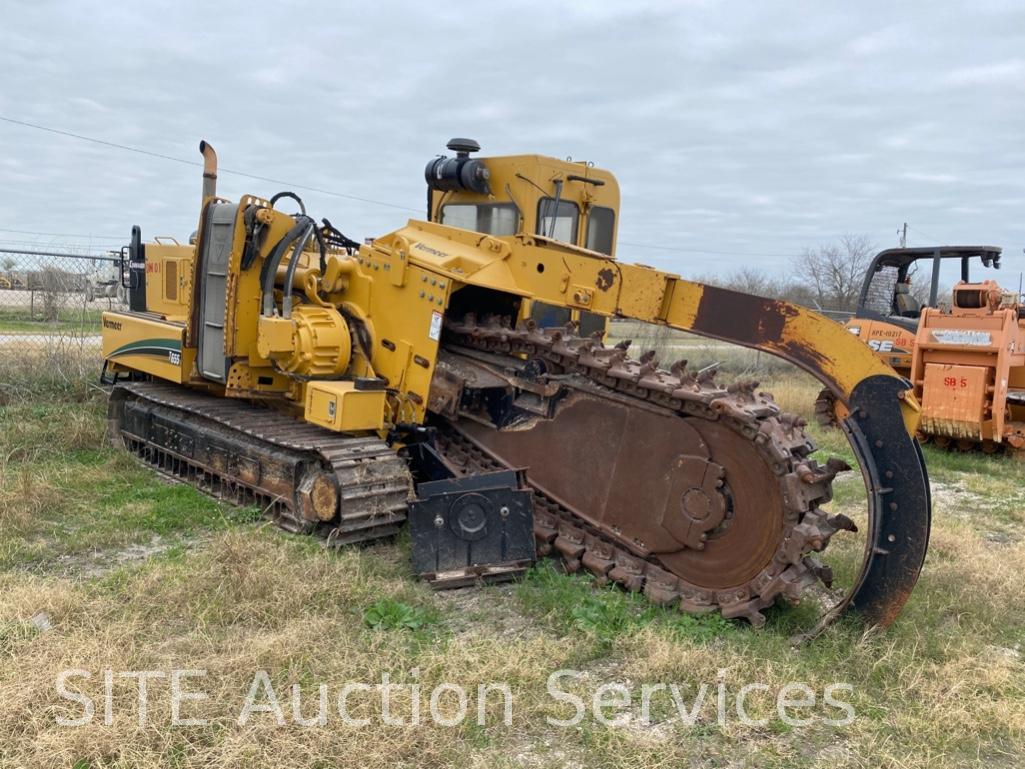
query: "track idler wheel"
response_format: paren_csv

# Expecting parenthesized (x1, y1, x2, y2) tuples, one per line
(297, 466, 340, 523)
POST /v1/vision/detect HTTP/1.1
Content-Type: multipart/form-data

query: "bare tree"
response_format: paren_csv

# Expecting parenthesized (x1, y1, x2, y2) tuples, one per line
(794, 234, 874, 312)
(691, 268, 783, 297)
(36, 267, 74, 321)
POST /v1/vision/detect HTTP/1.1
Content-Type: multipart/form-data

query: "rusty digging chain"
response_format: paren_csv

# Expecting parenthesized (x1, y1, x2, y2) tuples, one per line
(439, 313, 857, 626)
(814, 386, 840, 429)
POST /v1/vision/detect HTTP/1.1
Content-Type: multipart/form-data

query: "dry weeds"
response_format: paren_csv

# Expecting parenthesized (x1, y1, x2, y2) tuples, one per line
(0, 360, 1022, 768)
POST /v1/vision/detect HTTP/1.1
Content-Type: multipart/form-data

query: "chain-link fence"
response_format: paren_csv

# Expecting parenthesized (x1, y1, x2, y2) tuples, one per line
(0, 249, 127, 359)
(0, 247, 853, 383)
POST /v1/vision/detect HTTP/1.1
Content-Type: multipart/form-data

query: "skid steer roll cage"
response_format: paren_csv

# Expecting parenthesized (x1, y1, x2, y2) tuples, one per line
(382, 221, 932, 630)
(855, 245, 1003, 330)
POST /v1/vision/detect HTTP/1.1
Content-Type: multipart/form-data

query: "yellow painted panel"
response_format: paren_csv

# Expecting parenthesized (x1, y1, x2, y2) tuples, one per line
(102, 311, 191, 383)
(305, 381, 386, 432)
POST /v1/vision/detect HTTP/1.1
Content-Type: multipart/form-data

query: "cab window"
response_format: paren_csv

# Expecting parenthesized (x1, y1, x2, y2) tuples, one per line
(585, 206, 615, 256)
(579, 311, 606, 338)
(529, 301, 571, 328)
(441, 203, 518, 235)
(537, 198, 579, 243)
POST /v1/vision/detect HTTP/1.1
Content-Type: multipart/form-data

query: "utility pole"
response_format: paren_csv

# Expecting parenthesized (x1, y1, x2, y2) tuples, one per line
(899, 222, 908, 248)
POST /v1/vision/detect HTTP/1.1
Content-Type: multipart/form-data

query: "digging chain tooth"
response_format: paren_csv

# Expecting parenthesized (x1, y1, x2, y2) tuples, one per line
(755, 420, 796, 465)
(802, 555, 834, 588)
(534, 509, 560, 555)
(670, 359, 689, 378)
(710, 396, 755, 421)
(643, 565, 682, 605)
(608, 347, 629, 364)
(823, 512, 858, 535)
(827, 456, 852, 473)
(614, 339, 632, 351)
(769, 412, 817, 457)
(721, 599, 770, 628)
(581, 534, 617, 583)
(697, 367, 718, 385)
(786, 508, 857, 556)
(679, 588, 717, 615)
(717, 586, 775, 628)
(778, 566, 818, 601)
(727, 380, 759, 399)
(553, 333, 593, 360)
(640, 369, 681, 396)
(553, 522, 587, 571)
(608, 551, 646, 592)
(638, 357, 660, 378)
(755, 565, 817, 607)
(813, 387, 840, 429)
(609, 356, 642, 384)
(578, 345, 614, 370)
(524, 326, 549, 348)
(798, 457, 850, 486)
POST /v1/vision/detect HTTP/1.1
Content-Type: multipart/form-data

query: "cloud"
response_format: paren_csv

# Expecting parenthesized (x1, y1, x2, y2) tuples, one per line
(945, 59, 1025, 86)
(0, 0, 1023, 278)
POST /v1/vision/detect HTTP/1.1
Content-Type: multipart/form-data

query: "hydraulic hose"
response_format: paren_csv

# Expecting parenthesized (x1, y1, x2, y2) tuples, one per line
(281, 223, 315, 318)
(260, 218, 313, 316)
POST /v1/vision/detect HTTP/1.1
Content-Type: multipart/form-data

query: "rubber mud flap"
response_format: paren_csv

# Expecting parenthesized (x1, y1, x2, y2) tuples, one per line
(844, 375, 931, 627)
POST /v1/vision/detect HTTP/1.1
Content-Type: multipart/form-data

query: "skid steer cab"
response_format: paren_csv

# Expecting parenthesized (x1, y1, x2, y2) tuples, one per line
(845, 245, 1002, 377)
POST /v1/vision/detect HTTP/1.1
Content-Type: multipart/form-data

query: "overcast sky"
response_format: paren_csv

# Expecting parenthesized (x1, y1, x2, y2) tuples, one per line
(1, 0, 1024, 277)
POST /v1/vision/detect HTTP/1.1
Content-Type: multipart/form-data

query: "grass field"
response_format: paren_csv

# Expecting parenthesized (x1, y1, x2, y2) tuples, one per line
(0, 303, 105, 334)
(1, 351, 1023, 768)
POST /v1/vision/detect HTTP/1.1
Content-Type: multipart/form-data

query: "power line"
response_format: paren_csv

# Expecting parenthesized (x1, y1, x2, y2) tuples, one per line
(0, 226, 125, 240)
(0, 241, 120, 253)
(618, 240, 795, 258)
(0, 113, 854, 260)
(907, 224, 953, 246)
(0, 115, 422, 213)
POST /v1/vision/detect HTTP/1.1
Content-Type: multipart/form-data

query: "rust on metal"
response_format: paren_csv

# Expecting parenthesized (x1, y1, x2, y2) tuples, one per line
(109, 382, 412, 544)
(776, 338, 832, 375)
(596, 267, 616, 292)
(439, 315, 852, 626)
(691, 285, 797, 345)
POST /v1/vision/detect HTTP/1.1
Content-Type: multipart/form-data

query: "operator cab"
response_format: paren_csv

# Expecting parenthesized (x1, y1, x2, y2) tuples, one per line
(425, 138, 620, 333)
(856, 246, 1003, 331)
(424, 138, 620, 257)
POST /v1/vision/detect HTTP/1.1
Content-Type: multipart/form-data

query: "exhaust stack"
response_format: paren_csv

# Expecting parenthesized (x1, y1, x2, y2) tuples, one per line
(199, 140, 217, 201)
